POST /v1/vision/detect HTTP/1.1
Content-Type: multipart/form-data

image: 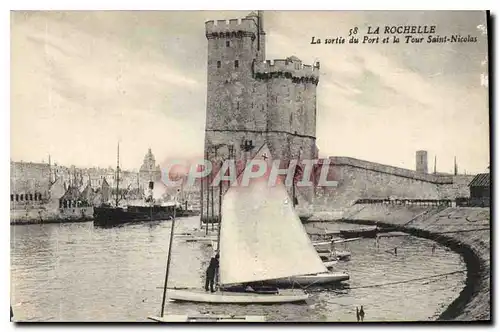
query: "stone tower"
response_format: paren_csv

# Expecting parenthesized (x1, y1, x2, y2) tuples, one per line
(416, 150, 428, 174)
(203, 11, 320, 222)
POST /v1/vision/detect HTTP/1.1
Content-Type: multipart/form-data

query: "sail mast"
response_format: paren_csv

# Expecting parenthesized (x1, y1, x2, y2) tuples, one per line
(205, 149, 210, 235)
(211, 146, 217, 232)
(292, 149, 301, 208)
(115, 142, 120, 207)
(218, 144, 327, 286)
(160, 203, 177, 317)
(200, 162, 204, 229)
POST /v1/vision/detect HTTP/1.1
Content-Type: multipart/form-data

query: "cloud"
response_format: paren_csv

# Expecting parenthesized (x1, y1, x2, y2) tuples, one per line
(10, 11, 490, 174)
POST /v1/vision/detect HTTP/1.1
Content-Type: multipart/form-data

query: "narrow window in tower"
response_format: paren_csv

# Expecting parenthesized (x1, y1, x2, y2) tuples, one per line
(217, 61, 221, 68)
(235, 60, 239, 68)
(237, 101, 240, 110)
(226, 41, 230, 47)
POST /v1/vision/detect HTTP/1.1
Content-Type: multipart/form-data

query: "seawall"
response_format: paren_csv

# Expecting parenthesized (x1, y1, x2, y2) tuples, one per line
(310, 157, 474, 212)
(10, 206, 94, 225)
(312, 204, 490, 321)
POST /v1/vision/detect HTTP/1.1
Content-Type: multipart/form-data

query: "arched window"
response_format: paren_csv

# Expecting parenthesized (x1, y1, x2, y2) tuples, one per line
(226, 40, 230, 47)
(10, 194, 13, 202)
(30, 193, 33, 201)
(234, 60, 239, 68)
(217, 61, 221, 68)
(20, 194, 24, 201)
(15, 194, 19, 202)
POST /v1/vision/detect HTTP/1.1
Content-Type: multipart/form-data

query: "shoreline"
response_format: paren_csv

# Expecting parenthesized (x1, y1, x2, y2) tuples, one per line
(10, 218, 94, 226)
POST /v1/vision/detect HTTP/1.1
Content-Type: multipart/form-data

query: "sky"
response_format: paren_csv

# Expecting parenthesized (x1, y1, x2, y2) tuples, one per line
(10, 10, 489, 174)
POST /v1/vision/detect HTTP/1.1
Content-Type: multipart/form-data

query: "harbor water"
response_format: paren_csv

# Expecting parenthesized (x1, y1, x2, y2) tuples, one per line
(10, 216, 466, 322)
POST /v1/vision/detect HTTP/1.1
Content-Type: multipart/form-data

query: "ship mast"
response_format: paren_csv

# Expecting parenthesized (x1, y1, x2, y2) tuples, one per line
(115, 142, 120, 207)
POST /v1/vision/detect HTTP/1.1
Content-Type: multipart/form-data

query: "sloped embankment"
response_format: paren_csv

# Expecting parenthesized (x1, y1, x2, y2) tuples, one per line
(340, 205, 490, 321)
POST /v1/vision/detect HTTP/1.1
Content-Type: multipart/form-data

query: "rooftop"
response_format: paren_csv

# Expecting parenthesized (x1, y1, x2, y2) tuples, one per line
(469, 173, 490, 187)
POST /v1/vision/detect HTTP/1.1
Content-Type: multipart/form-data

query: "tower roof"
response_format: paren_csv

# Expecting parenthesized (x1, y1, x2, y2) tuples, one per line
(246, 11, 258, 18)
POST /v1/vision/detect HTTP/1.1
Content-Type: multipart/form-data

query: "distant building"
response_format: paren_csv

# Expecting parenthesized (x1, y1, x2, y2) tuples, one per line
(10, 161, 50, 209)
(469, 173, 490, 207)
(59, 185, 82, 208)
(139, 148, 161, 183)
(416, 150, 428, 174)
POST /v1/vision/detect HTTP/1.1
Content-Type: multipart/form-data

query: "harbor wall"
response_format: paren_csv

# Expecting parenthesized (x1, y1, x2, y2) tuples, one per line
(312, 204, 490, 321)
(308, 157, 473, 215)
(10, 206, 94, 225)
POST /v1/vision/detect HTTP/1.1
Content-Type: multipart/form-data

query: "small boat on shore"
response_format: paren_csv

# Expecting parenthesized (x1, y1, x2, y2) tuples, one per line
(340, 226, 378, 239)
(323, 260, 338, 269)
(313, 237, 362, 249)
(319, 250, 351, 262)
(262, 271, 349, 288)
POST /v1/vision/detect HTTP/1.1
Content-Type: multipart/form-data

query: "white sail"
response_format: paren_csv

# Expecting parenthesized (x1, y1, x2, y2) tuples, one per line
(219, 144, 327, 286)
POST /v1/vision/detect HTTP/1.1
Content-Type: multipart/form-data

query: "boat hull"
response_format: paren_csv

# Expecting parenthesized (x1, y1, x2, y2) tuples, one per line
(167, 289, 309, 304)
(318, 250, 351, 261)
(340, 227, 378, 238)
(148, 314, 266, 322)
(93, 205, 179, 227)
(323, 260, 338, 269)
(263, 272, 350, 287)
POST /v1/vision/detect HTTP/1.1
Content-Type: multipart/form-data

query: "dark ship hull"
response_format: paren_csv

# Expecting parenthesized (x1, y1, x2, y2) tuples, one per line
(339, 227, 379, 239)
(93, 204, 179, 227)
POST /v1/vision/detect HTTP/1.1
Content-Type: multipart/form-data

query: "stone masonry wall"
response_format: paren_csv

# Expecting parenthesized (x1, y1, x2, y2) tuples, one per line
(312, 158, 473, 214)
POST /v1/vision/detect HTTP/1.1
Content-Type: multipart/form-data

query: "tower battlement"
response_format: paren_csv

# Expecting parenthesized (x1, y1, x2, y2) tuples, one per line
(254, 58, 320, 83)
(205, 18, 259, 37)
(203, 12, 319, 219)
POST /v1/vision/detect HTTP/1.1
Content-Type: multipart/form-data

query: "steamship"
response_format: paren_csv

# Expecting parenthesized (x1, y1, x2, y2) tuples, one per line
(93, 201, 181, 227)
(93, 144, 184, 228)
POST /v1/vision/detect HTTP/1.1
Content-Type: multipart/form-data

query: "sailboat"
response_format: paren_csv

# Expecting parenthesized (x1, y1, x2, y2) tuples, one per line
(164, 144, 332, 304)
